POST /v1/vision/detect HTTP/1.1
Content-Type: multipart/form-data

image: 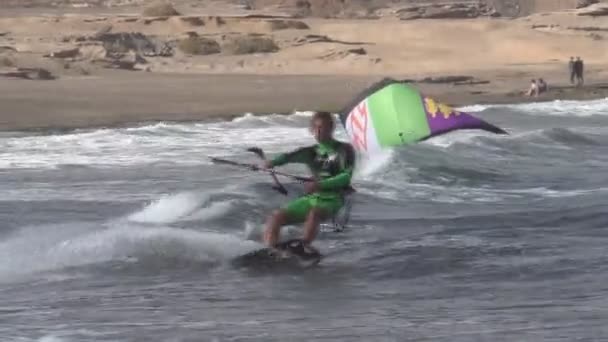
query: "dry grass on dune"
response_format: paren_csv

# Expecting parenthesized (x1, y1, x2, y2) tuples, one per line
(0, 56, 15, 67)
(177, 36, 221, 55)
(222, 35, 279, 55)
(142, 2, 181, 17)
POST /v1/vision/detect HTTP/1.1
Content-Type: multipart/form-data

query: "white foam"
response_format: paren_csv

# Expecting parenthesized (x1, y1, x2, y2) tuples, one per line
(38, 336, 70, 342)
(230, 110, 313, 123)
(291, 110, 316, 117)
(230, 112, 256, 123)
(186, 200, 237, 221)
(501, 186, 608, 198)
(0, 223, 261, 282)
(0, 113, 315, 169)
(474, 98, 608, 117)
(422, 130, 490, 148)
(242, 221, 300, 242)
(457, 104, 488, 113)
(3, 97, 607, 170)
(355, 149, 395, 179)
(127, 192, 210, 224)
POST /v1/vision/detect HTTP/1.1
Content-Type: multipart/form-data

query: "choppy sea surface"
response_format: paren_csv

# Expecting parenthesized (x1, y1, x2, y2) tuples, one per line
(1, 99, 608, 341)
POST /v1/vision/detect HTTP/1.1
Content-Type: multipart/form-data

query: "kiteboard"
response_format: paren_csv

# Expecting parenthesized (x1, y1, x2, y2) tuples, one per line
(233, 239, 322, 268)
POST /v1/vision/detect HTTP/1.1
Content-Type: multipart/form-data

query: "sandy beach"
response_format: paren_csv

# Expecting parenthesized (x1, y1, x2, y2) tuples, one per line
(1, 0, 608, 130)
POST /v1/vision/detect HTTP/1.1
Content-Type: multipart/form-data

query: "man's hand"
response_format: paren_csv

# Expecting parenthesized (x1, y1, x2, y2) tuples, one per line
(260, 160, 273, 170)
(253, 160, 273, 171)
(304, 180, 320, 194)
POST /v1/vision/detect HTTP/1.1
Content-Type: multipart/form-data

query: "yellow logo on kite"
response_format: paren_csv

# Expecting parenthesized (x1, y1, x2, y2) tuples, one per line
(424, 97, 461, 119)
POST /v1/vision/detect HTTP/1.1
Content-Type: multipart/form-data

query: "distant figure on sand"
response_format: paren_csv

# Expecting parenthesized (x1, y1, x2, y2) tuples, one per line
(574, 57, 584, 86)
(526, 79, 539, 97)
(537, 78, 547, 94)
(569, 57, 575, 84)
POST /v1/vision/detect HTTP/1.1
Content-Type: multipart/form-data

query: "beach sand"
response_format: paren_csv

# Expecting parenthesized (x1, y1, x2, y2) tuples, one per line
(1, 1, 607, 130)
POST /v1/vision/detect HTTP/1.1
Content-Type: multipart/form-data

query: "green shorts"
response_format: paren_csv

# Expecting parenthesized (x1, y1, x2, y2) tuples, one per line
(283, 193, 344, 223)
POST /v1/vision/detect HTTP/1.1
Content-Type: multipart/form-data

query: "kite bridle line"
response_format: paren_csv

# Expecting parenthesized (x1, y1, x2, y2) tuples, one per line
(209, 148, 312, 196)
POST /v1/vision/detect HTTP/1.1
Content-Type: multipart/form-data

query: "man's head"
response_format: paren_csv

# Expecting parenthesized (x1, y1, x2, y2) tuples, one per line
(310, 111, 334, 143)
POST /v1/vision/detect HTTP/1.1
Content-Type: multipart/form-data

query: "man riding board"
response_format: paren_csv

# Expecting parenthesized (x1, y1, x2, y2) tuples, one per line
(260, 111, 355, 251)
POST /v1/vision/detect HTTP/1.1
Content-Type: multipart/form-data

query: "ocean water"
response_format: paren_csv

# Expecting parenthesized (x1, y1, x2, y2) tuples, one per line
(1, 98, 608, 341)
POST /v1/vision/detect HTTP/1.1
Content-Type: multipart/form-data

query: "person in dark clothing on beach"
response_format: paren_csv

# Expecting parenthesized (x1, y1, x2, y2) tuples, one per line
(574, 57, 584, 86)
(569, 57, 575, 84)
(538, 78, 547, 94)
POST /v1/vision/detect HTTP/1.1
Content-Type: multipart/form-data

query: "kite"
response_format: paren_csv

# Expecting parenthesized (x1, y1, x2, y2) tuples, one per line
(339, 78, 507, 155)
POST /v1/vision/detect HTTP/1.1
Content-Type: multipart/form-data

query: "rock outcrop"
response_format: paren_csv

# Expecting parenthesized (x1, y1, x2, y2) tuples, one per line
(577, 3, 608, 16)
(142, 2, 180, 17)
(93, 32, 173, 57)
(177, 36, 221, 55)
(0, 67, 55, 80)
(398, 2, 499, 20)
(222, 34, 279, 54)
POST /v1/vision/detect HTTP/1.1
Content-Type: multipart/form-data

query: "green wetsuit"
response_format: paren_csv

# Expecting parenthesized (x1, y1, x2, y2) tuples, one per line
(270, 139, 355, 223)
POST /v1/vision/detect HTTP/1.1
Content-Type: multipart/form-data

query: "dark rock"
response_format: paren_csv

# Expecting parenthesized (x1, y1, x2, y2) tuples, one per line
(292, 34, 370, 46)
(589, 33, 603, 40)
(398, 12, 422, 20)
(142, 3, 180, 17)
(577, 0, 599, 9)
(223, 35, 279, 55)
(268, 19, 310, 30)
(347, 47, 366, 55)
(92, 54, 141, 70)
(93, 25, 113, 39)
(177, 37, 221, 55)
(0, 55, 14, 67)
(320, 47, 370, 60)
(44, 47, 80, 58)
(578, 4, 608, 16)
(93, 32, 162, 57)
(0, 67, 55, 80)
(214, 17, 226, 26)
(83, 17, 108, 23)
(0, 46, 17, 53)
(398, 2, 498, 20)
(423, 7, 478, 19)
(143, 17, 170, 25)
(180, 17, 205, 26)
(568, 26, 608, 32)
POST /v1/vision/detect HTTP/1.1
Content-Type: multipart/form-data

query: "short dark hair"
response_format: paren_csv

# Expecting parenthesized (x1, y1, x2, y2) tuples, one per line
(311, 111, 334, 128)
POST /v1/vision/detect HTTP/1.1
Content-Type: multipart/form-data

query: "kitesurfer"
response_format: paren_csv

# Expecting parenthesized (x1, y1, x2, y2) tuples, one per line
(260, 111, 355, 250)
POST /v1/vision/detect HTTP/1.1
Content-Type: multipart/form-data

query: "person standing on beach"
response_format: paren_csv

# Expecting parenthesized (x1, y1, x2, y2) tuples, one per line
(574, 57, 584, 86)
(569, 57, 575, 84)
(538, 78, 547, 94)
